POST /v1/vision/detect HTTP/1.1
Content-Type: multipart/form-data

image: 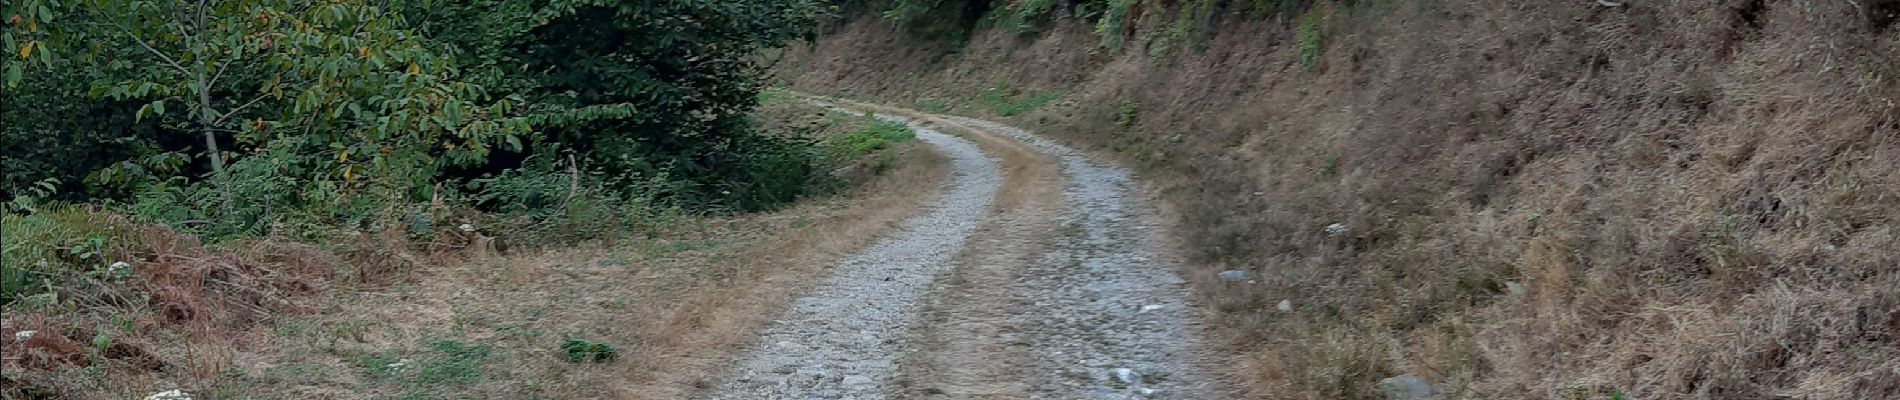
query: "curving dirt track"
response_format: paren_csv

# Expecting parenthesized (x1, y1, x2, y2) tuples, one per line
(705, 97, 1221, 400)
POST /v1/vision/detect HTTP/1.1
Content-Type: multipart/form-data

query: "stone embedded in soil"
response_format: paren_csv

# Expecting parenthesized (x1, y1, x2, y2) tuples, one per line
(1114, 368, 1142, 385)
(144, 390, 192, 400)
(1378, 373, 1438, 400)
(1217, 270, 1252, 282)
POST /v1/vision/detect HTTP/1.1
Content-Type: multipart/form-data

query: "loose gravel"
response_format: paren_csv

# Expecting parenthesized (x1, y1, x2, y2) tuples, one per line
(945, 116, 1213, 399)
(707, 113, 1001, 400)
(707, 105, 1213, 399)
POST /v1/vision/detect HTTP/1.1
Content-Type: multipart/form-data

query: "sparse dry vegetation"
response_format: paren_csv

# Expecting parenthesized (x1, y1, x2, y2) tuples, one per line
(1, 100, 942, 399)
(245, 145, 945, 399)
(782, 1, 1900, 398)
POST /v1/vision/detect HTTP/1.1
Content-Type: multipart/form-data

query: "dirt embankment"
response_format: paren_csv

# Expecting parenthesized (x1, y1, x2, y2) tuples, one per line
(780, 2, 1900, 399)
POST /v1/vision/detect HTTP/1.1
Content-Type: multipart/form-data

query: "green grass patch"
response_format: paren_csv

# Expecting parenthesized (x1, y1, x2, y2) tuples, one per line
(560, 337, 618, 363)
(1297, 11, 1324, 69)
(2, 203, 134, 306)
(1117, 100, 1140, 131)
(355, 339, 497, 399)
(757, 87, 789, 105)
(913, 97, 952, 113)
(977, 83, 1063, 117)
(825, 117, 917, 162)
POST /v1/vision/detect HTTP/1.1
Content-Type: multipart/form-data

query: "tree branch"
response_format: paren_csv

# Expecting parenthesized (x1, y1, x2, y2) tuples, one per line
(172, 1, 194, 42)
(90, 1, 192, 75)
(206, 59, 233, 92)
(351, 0, 394, 37)
(211, 92, 271, 126)
(197, 0, 209, 35)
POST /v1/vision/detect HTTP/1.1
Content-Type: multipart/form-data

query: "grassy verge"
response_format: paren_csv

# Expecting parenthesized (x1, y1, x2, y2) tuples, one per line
(0, 100, 941, 399)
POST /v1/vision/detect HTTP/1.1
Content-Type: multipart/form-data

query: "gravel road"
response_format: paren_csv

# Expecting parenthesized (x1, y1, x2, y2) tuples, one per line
(706, 100, 1214, 399)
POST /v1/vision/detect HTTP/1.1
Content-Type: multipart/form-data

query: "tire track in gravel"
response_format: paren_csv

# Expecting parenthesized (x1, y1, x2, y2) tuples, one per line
(705, 97, 1216, 399)
(922, 115, 1215, 399)
(705, 107, 1003, 400)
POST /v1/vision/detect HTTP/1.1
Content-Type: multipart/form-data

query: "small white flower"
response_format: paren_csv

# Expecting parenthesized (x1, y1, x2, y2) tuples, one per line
(458, 223, 475, 233)
(14, 330, 35, 342)
(108, 261, 131, 276)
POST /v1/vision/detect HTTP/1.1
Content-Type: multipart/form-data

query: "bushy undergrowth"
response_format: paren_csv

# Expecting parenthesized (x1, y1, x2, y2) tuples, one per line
(0, 105, 905, 398)
(0, 0, 844, 396)
(468, 157, 679, 246)
(2, 0, 828, 234)
(0, 204, 125, 306)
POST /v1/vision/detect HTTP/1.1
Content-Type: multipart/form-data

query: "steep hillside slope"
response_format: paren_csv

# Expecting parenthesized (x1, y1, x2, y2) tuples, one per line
(780, 1, 1900, 399)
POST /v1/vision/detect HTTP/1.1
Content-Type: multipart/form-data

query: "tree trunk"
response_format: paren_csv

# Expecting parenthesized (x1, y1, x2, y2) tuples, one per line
(199, 75, 232, 212)
(202, 130, 226, 177)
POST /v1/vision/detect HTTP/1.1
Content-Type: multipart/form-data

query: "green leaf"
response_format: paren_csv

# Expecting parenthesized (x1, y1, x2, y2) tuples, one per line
(3, 63, 19, 87)
(151, 100, 165, 116)
(444, 100, 462, 123)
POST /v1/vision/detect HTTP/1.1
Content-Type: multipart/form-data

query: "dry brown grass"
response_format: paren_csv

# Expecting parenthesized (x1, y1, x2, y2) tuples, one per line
(3, 101, 951, 400)
(205, 141, 948, 399)
(491, 150, 937, 398)
(783, 2, 1899, 399)
(1, 209, 432, 399)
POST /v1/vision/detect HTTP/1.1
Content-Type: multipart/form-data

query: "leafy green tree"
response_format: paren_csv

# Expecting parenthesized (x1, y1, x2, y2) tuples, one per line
(0, 63, 163, 201)
(3, 0, 829, 238)
(6, 0, 536, 231)
(411, 0, 823, 211)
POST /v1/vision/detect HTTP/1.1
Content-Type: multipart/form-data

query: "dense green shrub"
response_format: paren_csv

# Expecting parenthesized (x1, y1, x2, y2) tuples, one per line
(469, 153, 677, 244)
(413, 0, 825, 212)
(1, 0, 829, 249)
